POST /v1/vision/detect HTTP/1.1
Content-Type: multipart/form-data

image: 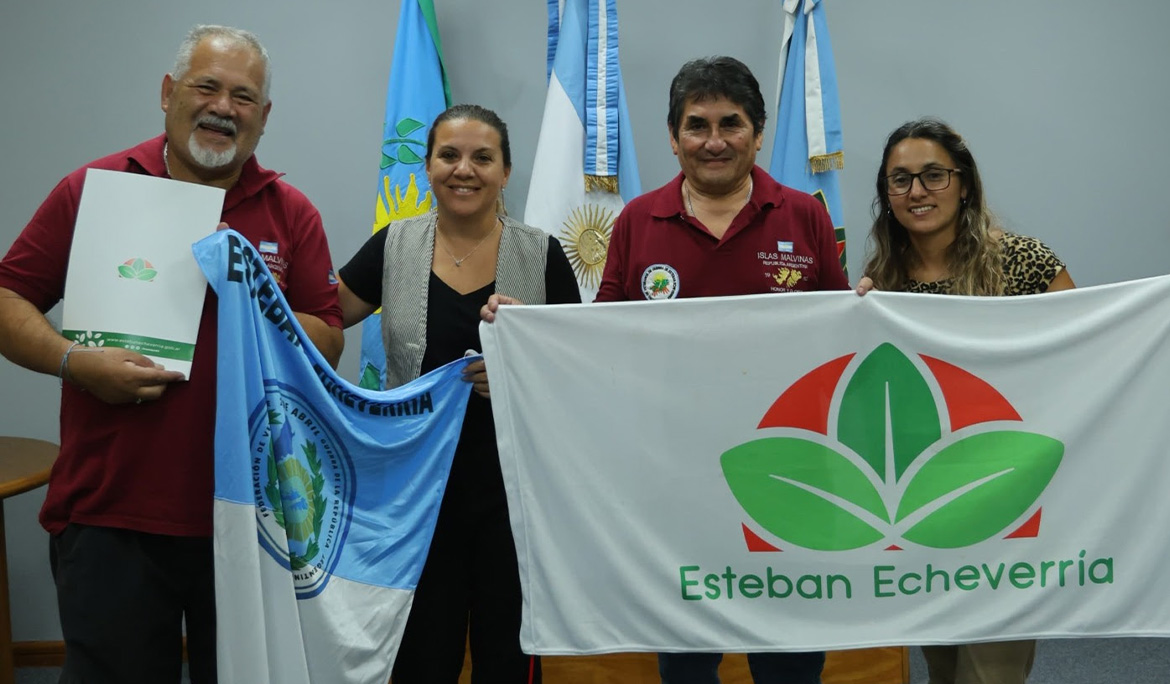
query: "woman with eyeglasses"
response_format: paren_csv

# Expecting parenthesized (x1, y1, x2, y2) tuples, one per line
(858, 118, 1074, 683)
(859, 117, 1074, 299)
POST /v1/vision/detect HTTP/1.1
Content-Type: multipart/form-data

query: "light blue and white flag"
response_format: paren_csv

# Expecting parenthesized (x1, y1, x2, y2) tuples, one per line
(194, 230, 472, 684)
(526, 0, 641, 302)
(360, 0, 451, 390)
(769, 0, 847, 275)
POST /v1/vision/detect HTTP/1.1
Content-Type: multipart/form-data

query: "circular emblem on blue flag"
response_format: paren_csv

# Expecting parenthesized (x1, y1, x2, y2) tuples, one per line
(249, 380, 355, 598)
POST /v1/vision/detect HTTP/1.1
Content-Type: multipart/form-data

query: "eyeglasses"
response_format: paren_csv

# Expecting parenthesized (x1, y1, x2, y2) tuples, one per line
(884, 168, 961, 196)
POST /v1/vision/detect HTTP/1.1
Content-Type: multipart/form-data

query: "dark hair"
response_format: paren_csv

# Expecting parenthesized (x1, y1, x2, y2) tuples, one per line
(865, 118, 1003, 295)
(425, 104, 512, 168)
(667, 56, 766, 138)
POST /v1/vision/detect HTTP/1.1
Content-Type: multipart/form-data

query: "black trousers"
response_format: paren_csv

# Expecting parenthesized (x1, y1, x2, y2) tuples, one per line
(391, 477, 539, 684)
(50, 524, 216, 684)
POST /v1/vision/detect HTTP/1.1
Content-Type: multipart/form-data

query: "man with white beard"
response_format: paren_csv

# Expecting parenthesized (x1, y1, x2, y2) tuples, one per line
(0, 25, 343, 683)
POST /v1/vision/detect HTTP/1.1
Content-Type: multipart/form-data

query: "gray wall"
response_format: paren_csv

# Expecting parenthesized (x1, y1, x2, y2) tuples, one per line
(2, 1, 1167, 640)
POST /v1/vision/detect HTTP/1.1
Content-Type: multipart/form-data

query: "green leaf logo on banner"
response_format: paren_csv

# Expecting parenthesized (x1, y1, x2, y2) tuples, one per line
(722, 438, 886, 550)
(721, 343, 1063, 551)
(896, 431, 1062, 548)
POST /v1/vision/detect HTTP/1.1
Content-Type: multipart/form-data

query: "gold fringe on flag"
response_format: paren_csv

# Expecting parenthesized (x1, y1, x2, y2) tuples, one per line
(584, 174, 620, 194)
(809, 151, 844, 174)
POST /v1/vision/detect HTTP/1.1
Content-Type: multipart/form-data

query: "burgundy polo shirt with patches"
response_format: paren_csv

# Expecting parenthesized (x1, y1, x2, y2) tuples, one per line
(0, 135, 342, 536)
(596, 165, 848, 302)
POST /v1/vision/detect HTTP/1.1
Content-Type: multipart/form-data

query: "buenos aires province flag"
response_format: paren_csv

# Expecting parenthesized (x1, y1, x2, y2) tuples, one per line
(481, 277, 1170, 653)
(769, 0, 847, 275)
(525, 0, 641, 302)
(359, 0, 451, 390)
(194, 230, 472, 683)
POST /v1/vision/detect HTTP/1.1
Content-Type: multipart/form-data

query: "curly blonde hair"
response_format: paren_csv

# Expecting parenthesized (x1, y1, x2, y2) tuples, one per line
(864, 118, 1004, 296)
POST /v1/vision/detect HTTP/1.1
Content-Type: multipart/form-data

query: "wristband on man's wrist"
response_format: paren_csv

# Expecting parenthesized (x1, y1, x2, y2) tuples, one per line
(58, 341, 102, 387)
(58, 341, 81, 387)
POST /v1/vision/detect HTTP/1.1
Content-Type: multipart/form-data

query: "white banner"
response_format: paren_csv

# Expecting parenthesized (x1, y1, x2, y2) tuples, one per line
(480, 277, 1170, 654)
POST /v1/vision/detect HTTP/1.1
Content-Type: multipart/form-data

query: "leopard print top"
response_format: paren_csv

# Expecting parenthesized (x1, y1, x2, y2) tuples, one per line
(903, 233, 1065, 296)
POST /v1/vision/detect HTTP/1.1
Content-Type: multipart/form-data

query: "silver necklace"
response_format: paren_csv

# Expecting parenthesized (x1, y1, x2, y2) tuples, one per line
(685, 177, 753, 217)
(437, 217, 500, 267)
(163, 142, 173, 177)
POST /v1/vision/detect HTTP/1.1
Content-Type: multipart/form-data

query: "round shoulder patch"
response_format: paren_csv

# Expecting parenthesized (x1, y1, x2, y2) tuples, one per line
(641, 264, 680, 300)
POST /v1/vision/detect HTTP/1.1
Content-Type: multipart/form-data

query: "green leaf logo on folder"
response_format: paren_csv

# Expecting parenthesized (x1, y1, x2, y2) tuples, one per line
(722, 343, 1063, 551)
(117, 257, 158, 282)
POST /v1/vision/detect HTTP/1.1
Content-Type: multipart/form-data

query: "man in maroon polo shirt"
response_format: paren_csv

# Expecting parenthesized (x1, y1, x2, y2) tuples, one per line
(595, 56, 848, 304)
(597, 56, 846, 684)
(0, 25, 343, 683)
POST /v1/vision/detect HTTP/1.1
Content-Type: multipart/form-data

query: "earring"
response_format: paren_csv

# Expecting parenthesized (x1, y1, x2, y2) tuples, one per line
(496, 189, 508, 217)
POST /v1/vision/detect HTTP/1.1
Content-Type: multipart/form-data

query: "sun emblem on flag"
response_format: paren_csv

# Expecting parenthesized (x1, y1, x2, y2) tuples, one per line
(373, 117, 434, 231)
(374, 173, 433, 231)
(560, 203, 615, 289)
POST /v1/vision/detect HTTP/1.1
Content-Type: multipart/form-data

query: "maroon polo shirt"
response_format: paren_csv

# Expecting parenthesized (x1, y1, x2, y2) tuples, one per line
(0, 135, 342, 536)
(596, 165, 848, 302)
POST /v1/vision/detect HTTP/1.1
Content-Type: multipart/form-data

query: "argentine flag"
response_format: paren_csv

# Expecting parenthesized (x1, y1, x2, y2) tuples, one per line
(360, 0, 451, 390)
(525, 0, 641, 302)
(769, 0, 847, 275)
(194, 230, 472, 684)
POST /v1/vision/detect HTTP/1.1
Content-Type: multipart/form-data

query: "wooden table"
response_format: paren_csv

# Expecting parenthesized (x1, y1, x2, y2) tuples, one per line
(0, 437, 57, 684)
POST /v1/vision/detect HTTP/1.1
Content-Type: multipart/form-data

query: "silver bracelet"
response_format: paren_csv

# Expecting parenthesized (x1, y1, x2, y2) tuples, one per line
(58, 341, 80, 387)
(58, 342, 102, 387)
